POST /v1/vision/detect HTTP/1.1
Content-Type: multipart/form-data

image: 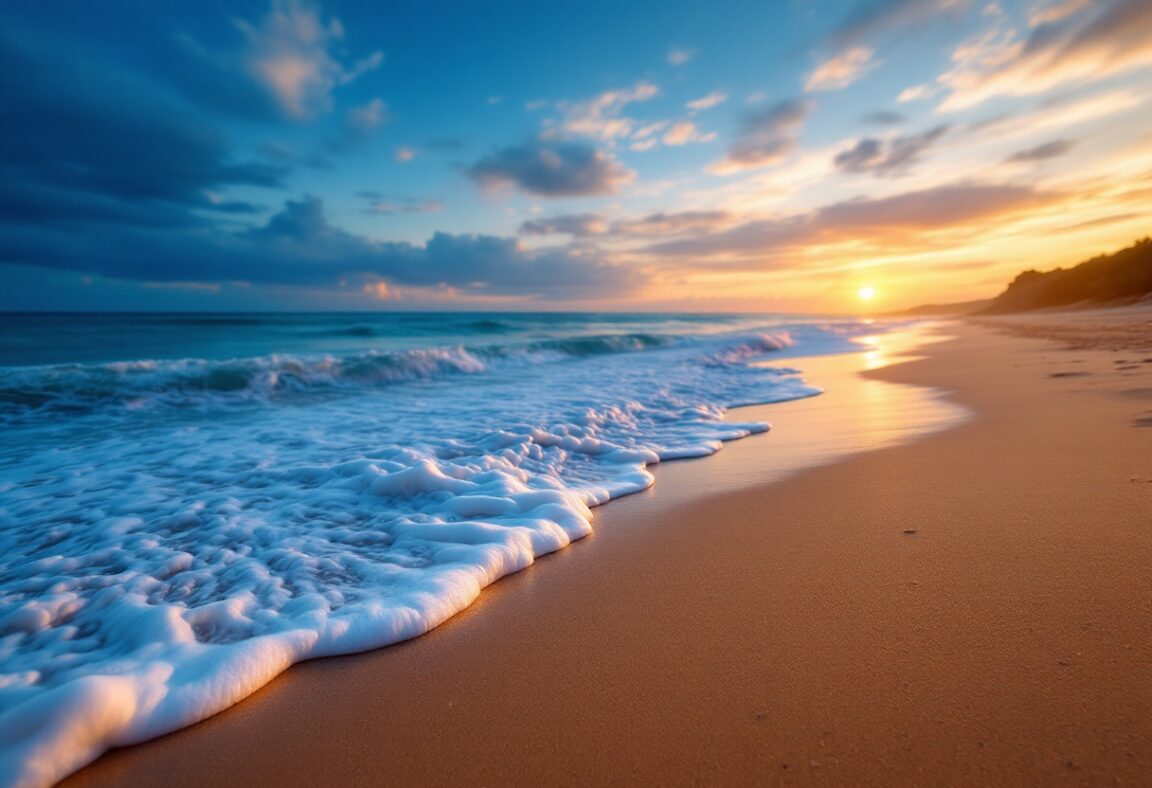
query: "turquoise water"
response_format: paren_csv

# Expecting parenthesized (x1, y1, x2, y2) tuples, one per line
(0, 311, 881, 785)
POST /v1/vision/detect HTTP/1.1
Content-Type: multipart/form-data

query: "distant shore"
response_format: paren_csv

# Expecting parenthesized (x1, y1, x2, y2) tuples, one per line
(67, 308, 1152, 786)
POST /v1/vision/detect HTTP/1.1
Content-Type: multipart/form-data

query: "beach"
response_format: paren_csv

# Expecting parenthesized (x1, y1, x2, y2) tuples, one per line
(62, 309, 1152, 786)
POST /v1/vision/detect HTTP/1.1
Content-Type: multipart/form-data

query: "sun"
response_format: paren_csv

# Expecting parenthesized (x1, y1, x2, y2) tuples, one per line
(857, 285, 876, 302)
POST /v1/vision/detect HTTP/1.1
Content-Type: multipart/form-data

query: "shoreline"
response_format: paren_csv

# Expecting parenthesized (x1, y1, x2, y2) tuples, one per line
(68, 314, 1152, 786)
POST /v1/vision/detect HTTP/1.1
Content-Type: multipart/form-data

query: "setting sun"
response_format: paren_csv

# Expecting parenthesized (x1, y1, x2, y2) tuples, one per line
(858, 286, 876, 302)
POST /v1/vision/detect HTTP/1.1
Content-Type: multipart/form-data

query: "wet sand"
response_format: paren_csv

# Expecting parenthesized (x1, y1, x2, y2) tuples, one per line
(67, 313, 1152, 786)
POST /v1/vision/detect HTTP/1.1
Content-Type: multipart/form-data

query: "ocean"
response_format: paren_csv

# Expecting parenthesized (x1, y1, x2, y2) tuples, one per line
(0, 311, 886, 783)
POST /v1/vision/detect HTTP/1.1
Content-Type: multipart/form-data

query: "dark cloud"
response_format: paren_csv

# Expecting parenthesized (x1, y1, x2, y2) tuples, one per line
(861, 110, 906, 126)
(647, 183, 1056, 260)
(467, 138, 633, 197)
(1005, 139, 1077, 163)
(829, 0, 969, 48)
(1, 196, 643, 299)
(520, 214, 608, 237)
(613, 211, 732, 237)
(520, 210, 733, 239)
(720, 99, 812, 170)
(833, 125, 949, 176)
(0, 31, 285, 233)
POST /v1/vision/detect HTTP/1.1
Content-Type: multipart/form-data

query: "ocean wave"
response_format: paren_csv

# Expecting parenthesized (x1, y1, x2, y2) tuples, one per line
(0, 332, 792, 422)
(0, 316, 849, 785)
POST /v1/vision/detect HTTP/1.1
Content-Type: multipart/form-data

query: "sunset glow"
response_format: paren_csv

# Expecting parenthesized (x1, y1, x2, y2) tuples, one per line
(1, 0, 1150, 313)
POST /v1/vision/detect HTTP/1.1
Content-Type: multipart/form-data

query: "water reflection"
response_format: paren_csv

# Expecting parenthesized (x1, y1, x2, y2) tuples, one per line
(636, 325, 968, 498)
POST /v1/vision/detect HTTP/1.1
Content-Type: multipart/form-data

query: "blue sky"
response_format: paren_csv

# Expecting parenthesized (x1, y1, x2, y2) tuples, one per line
(2, 0, 1150, 311)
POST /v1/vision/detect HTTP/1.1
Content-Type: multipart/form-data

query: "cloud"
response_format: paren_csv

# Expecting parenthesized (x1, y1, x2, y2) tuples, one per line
(2, 196, 645, 299)
(359, 194, 443, 215)
(264, 199, 644, 297)
(346, 98, 388, 132)
(235, 0, 383, 119)
(939, 0, 1152, 111)
(466, 138, 634, 197)
(805, 47, 878, 91)
(861, 110, 906, 125)
(662, 121, 716, 146)
(1004, 138, 1077, 162)
(519, 214, 608, 236)
(897, 83, 937, 102)
(667, 48, 696, 66)
(646, 183, 1057, 260)
(814, 183, 1051, 231)
(556, 81, 659, 142)
(711, 99, 813, 173)
(828, 0, 970, 49)
(1054, 212, 1141, 233)
(0, 31, 284, 233)
(833, 125, 950, 176)
(613, 211, 733, 237)
(686, 91, 728, 112)
(1029, 0, 1092, 26)
(968, 89, 1141, 140)
(365, 199, 442, 215)
(520, 210, 733, 239)
(395, 147, 417, 162)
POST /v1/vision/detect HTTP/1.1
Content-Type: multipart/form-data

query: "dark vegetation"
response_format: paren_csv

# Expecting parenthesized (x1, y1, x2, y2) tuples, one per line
(980, 237, 1152, 314)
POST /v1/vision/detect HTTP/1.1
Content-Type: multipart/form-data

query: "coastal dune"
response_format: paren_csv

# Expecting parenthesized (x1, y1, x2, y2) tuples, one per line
(68, 313, 1152, 786)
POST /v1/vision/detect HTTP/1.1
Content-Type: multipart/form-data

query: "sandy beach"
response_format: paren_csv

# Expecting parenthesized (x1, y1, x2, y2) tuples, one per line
(64, 311, 1152, 786)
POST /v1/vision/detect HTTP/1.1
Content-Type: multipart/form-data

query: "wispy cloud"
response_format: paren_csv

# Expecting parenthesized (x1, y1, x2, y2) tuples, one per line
(897, 83, 937, 103)
(346, 98, 387, 132)
(828, 0, 970, 49)
(663, 121, 717, 146)
(646, 182, 1061, 262)
(554, 81, 659, 142)
(1004, 138, 1077, 163)
(711, 99, 813, 173)
(806, 47, 877, 91)
(667, 47, 696, 66)
(1029, 0, 1092, 26)
(686, 90, 728, 112)
(938, 0, 1152, 111)
(236, 0, 383, 118)
(363, 198, 443, 215)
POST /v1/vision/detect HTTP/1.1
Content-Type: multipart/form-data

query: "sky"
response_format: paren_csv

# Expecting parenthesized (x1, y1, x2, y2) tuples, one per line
(1, 0, 1150, 313)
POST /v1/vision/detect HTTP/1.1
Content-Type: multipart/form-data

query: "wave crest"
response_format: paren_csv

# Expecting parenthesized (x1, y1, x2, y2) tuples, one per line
(0, 331, 792, 422)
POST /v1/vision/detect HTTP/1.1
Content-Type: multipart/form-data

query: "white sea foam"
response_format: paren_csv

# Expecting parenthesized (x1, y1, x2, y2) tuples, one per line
(0, 322, 874, 786)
